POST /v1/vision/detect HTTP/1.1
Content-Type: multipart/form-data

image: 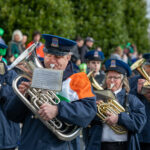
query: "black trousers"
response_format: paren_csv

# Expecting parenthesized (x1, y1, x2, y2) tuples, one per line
(140, 143, 150, 150)
(101, 142, 128, 150)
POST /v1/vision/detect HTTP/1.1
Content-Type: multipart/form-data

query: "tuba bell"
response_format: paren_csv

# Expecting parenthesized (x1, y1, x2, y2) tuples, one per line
(131, 58, 150, 94)
(8, 43, 81, 141)
(88, 71, 127, 134)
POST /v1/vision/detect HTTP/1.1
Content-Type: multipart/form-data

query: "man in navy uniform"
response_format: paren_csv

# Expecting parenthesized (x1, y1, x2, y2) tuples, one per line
(84, 59, 146, 150)
(85, 50, 105, 86)
(5, 34, 97, 150)
(0, 43, 20, 150)
(129, 53, 150, 150)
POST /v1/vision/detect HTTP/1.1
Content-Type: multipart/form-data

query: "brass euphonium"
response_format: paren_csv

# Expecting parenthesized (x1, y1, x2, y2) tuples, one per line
(131, 58, 150, 94)
(87, 71, 127, 134)
(8, 43, 81, 141)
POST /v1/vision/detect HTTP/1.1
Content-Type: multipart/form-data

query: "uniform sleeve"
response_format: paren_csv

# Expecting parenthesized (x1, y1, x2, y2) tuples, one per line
(57, 72, 97, 127)
(5, 95, 29, 123)
(118, 94, 146, 133)
(0, 70, 18, 103)
(57, 97, 97, 128)
(4, 71, 29, 123)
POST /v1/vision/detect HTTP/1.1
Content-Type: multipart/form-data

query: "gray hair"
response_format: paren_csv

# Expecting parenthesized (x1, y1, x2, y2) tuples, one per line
(12, 29, 23, 41)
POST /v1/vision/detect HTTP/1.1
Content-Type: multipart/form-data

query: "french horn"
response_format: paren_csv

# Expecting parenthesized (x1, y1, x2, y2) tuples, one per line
(88, 71, 127, 134)
(8, 43, 81, 141)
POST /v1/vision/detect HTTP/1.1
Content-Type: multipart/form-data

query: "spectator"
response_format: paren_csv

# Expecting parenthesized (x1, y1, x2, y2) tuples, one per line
(8, 29, 24, 61)
(26, 31, 44, 59)
(71, 36, 83, 65)
(71, 36, 84, 72)
(110, 46, 123, 61)
(80, 37, 94, 63)
(22, 34, 28, 50)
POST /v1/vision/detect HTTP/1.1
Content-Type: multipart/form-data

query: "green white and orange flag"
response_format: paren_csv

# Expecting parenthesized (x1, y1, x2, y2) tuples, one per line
(57, 72, 95, 103)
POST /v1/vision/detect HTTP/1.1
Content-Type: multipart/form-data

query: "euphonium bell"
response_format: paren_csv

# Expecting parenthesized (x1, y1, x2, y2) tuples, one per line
(8, 43, 81, 141)
(87, 71, 127, 134)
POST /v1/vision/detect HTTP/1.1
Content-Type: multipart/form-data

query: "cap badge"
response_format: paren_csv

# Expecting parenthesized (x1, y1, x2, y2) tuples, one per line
(51, 38, 59, 47)
(110, 60, 116, 67)
(94, 51, 99, 57)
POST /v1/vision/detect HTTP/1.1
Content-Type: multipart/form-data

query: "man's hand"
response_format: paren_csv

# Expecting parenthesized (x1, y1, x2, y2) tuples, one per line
(38, 103, 58, 121)
(104, 111, 118, 126)
(137, 79, 150, 101)
(18, 81, 31, 94)
(137, 79, 146, 93)
(96, 100, 103, 105)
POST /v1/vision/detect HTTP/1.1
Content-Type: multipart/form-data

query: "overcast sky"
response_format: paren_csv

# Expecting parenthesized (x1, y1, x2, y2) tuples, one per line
(146, 0, 150, 18)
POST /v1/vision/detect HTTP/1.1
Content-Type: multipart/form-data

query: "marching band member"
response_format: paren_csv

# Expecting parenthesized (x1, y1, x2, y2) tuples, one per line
(129, 53, 150, 150)
(85, 50, 105, 86)
(5, 34, 97, 150)
(84, 59, 146, 150)
(0, 43, 20, 150)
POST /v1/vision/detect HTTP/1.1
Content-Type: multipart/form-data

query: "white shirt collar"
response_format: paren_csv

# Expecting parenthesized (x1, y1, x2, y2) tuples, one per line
(114, 88, 122, 95)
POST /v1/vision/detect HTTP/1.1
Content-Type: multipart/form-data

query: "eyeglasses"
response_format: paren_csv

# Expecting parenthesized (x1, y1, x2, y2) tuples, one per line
(106, 76, 122, 81)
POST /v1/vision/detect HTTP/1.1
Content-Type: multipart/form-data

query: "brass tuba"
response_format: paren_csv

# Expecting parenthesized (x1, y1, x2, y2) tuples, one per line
(131, 58, 150, 94)
(8, 43, 81, 141)
(88, 71, 127, 134)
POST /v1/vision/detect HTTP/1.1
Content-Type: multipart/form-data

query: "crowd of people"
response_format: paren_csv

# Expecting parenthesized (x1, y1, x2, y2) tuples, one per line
(0, 27, 150, 150)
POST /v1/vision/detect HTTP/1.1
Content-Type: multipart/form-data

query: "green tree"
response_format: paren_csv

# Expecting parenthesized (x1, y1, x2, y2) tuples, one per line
(0, 0, 76, 43)
(124, 0, 150, 53)
(73, 0, 129, 56)
(73, 0, 149, 56)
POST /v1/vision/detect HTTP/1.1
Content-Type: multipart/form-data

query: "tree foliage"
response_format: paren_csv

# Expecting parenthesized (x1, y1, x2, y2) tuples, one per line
(0, 0, 76, 42)
(124, 0, 150, 53)
(73, 0, 149, 55)
(73, 0, 129, 56)
(0, 0, 149, 55)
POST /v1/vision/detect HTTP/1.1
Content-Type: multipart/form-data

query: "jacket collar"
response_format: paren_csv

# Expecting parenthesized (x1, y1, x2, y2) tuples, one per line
(116, 88, 126, 97)
(63, 61, 74, 81)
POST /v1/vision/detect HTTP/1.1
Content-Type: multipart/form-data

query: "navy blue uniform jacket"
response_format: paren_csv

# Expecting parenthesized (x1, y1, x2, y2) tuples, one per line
(0, 64, 20, 149)
(5, 62, 97, 150)
(84, 89, 146, 150)
(129, 75, 150, 143)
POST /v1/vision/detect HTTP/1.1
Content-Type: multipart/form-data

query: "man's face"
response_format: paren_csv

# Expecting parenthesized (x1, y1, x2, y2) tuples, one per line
(86, 41, 94, 48)
(106, 71, 123, 92)
(34, 34, 41, 42)
(44, 53, 71, 70)
(143, 64, 150, 76)
(88, 60, 101, 73)
(77, 40, 84, 47)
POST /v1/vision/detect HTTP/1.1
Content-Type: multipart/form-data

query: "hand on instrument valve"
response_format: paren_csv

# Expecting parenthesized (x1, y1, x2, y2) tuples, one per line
(137, 79, 150, 101)
(96, 100, 103, 105)
(104, 111, 118, 126)
(18, 81, 31, 94)
(38, 103, 58, 121)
